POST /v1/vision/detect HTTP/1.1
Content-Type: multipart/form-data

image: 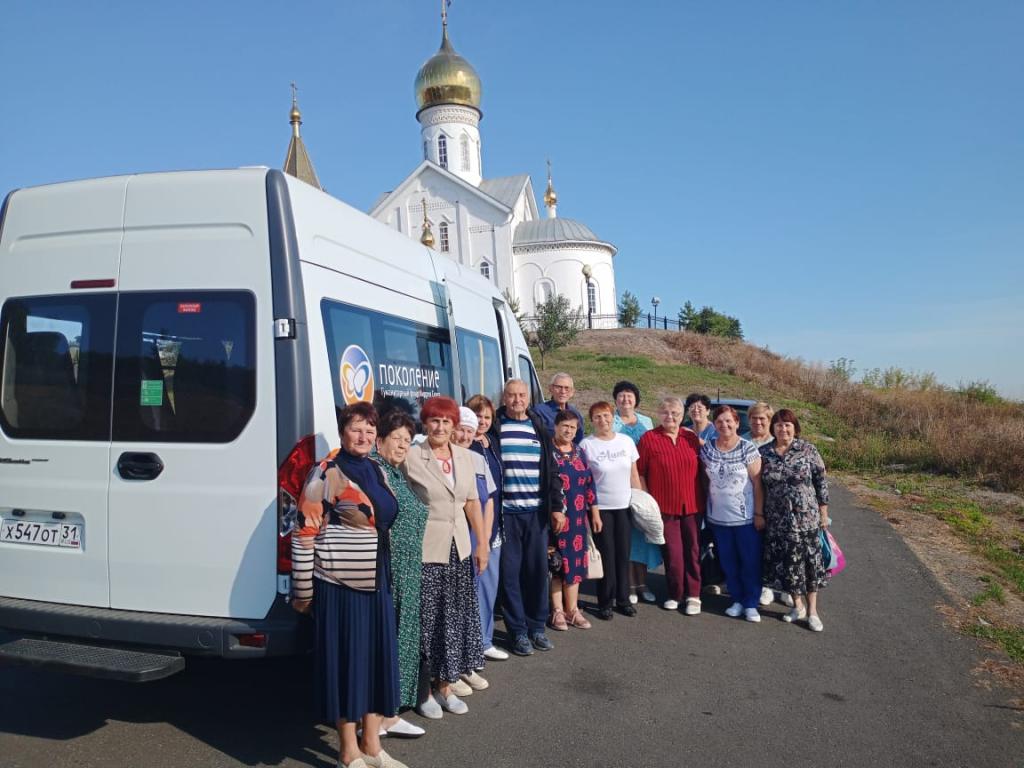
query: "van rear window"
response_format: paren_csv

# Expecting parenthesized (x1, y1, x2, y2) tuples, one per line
(0, 294, 116, 440)
(112, 291, 256, 443)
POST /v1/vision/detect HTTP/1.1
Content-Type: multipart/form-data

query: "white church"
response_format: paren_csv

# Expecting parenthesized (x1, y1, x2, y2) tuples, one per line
(284, 14, 619, 326)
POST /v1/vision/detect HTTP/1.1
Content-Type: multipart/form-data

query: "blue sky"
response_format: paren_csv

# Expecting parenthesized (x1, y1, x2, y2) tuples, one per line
(3, 1, 1022, 398)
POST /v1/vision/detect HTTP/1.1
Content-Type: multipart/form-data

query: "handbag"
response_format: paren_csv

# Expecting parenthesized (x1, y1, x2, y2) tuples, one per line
(819, 528, 833, 569)
(586, 528, 604, 580)
(825, 528, 846, 576)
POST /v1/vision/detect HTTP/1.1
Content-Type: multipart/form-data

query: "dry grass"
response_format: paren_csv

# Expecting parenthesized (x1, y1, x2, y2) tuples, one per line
(573, 330, 1024, 491)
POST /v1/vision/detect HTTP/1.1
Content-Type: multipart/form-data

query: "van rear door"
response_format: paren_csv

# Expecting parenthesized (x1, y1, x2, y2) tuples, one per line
(106, 172, 278, 619)
(0, 179, 126, 608)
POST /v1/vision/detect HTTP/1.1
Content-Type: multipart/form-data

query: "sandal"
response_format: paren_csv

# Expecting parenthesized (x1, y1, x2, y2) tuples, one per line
(548, 608, 568, 631)
(566, 607, 592, 629)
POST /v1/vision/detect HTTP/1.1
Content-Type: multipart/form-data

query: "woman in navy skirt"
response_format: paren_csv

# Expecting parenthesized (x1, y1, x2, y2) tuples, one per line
(291, 402, 409, 768)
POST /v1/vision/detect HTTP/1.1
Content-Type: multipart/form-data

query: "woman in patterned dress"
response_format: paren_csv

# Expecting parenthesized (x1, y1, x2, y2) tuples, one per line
(403, 397, 487, 719)
(373, 410, 429, 738)
(759, 408, 830, 632)
(548, 409, 601, 630)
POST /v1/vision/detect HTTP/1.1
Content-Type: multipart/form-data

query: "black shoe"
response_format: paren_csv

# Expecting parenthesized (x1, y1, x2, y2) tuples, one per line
(529, 632, 555, 652)
(596, 606, 614, 621)
(617, 603, 637, 617)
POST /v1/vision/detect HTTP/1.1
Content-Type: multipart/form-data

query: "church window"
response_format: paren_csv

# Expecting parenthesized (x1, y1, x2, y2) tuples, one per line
(479, 260, 491, 280)
(460, 135, 471, 172)
(439, 222, 450, 253)
(587, 280, 598, 314)
(423, 140, 428, 160)
(535, 279, 554, 309)
(438, 135, 448, 169)
(477, 143, 482, 175)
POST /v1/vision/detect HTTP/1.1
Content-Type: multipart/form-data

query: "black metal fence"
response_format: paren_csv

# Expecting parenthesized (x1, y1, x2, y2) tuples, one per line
(519, 312, 685, 331)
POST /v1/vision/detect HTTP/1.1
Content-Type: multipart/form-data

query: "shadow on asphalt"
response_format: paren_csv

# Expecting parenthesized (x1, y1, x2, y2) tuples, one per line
(0, 652, 335, 766)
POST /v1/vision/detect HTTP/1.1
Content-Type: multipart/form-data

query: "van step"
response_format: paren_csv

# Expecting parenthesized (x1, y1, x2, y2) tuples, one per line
(0, 634, 185, 682)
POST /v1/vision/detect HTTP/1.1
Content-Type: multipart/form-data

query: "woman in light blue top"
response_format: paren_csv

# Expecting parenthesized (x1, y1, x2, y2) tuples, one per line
(611, 380, 660, 604)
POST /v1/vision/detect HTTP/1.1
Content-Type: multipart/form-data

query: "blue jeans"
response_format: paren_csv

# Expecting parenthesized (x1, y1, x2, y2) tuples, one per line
(710, 522, 763, 610)
(471, 527, 502, 650)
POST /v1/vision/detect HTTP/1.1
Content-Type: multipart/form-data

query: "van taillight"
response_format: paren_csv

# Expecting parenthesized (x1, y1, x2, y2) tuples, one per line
(278, 435, 316, 579)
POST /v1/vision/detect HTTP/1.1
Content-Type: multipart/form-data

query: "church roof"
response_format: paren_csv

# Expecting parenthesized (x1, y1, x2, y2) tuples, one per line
(283, 92, 323, 191)
(514, 218, 614, 252)
(479, 175, 530, 209)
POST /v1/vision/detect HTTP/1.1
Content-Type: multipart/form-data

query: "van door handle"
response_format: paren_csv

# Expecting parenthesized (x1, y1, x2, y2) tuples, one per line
(117, 452, 165, 481)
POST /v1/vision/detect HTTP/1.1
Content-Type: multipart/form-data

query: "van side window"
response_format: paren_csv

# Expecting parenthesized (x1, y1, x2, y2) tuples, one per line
(518, 354, 543, 407)
(455, 328, 502, 405)
(112, 291, 256, 443)
(0, 294, 116, 440)
(322, 300, 453, 424)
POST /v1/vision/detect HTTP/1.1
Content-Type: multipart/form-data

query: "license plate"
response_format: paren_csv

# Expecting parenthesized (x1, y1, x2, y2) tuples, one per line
(1, 519, 82, 549)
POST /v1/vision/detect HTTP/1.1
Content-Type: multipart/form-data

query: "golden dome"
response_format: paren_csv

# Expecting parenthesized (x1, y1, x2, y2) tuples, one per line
(414, 25, 482, 115)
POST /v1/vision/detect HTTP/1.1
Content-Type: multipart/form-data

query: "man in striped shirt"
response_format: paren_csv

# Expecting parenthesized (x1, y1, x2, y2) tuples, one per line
(495, 378, 564, 656)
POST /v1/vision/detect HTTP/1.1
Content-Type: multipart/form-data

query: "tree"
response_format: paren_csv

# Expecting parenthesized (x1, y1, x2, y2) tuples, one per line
(618, 290, 642, 327)
(502, 288, 526, 335)
(678, 302, 743, 339)
(532, 293, 584, 370)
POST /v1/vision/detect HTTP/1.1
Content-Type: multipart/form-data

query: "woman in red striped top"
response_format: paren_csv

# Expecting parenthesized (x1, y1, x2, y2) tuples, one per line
(637, 397, 705, 616)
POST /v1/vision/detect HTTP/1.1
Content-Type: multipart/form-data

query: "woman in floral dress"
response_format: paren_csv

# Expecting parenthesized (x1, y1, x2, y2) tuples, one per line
(373, 410, 430, 733)
(759, 408, 831, 632)
(548, 409, 601, 630)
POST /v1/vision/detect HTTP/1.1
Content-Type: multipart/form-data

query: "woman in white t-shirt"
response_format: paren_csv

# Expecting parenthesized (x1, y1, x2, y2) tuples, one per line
(581, 401, 642, 620)
(701, 405, 765, 623)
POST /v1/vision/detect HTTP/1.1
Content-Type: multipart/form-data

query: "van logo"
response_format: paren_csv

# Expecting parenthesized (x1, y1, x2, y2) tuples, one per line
(340, 345, 375, 404)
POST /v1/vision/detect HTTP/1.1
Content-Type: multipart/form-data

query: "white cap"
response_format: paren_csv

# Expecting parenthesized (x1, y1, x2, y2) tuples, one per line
(459, 406, 479, 432)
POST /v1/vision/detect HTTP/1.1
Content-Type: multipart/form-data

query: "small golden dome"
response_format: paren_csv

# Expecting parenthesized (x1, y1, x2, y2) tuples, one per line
(414, 25, 482, 115)
(544, 159, 558, 208)
(419, 198, 435, 248)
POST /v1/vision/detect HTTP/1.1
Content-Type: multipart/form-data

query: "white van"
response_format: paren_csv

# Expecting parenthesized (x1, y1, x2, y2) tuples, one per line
(0, 168, 543, 681)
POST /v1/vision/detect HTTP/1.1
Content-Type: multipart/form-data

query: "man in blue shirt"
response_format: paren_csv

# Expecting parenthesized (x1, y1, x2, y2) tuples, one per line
(493, 378, 565, 656)
(534, 372, 585, 444)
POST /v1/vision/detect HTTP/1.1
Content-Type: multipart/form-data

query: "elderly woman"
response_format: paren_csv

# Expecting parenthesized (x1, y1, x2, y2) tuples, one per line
(638, 397, 704, 615)
(612, 380, 661, 605)
(403, 396, 488, 718)
(549, 409, 601, 629)
(747, 402, 774, 448)
(702, 405, 764, 623)
(582, 401, 641, 620)
(372, 411, 429, 739)
(685, 393, 717, 443)
(760, 409, 830, 632)
(292, 402, 409, 768)
(466, 394, 509, 662)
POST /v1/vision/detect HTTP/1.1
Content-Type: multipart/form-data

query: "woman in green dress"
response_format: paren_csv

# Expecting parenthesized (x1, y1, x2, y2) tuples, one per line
(373, 410, 430, 738)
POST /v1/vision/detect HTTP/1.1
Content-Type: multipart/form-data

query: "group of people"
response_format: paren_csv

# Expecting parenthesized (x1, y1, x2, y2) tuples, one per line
(291, 373, 832, 768)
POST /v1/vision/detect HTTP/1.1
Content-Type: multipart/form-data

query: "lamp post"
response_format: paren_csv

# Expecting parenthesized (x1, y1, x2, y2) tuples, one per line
(582, 264, 594, 329)
(652, 296, 660, 329)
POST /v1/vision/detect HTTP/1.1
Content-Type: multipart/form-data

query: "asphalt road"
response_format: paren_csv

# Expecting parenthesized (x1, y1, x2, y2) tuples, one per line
(2, 484, 1022, 768)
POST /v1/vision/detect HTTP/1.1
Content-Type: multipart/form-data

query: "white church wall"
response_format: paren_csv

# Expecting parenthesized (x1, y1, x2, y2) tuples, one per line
(514, 244, 618, 328)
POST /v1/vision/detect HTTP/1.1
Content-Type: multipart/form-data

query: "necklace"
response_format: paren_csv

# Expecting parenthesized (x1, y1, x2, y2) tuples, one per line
(433, 447, 452, 473)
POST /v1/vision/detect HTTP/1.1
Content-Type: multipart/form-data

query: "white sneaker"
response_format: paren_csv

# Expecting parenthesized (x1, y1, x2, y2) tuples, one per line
(363, 750, 409, 768)
(684, 598, 701, 616)
(450, 678, 473, 697)
(438, 691, 468, 715)
(779, 592, 795, 607)
(808, 614, 824, 632)
(416, 694, 442, 719)
(782, 607, 807, 624)
(759, 587, 773, 607)
(744, 607, 761, 623)
(641, 589, 657, 603)
(662, 599, 679, 611)
(384, 717, 425, 738)
(483, 645, 509, 661)
(725, 601, 744, 618)
(628, 593, 639, 605)
(461, 671, 489, 690)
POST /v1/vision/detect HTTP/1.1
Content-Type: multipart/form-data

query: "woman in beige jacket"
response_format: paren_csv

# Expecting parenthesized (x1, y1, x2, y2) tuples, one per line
(403, 396, 488, 719)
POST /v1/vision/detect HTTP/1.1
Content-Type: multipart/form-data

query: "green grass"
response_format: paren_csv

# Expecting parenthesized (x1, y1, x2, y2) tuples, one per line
(971, 577, 1007, 607)
(964, 622, 1024, 664)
